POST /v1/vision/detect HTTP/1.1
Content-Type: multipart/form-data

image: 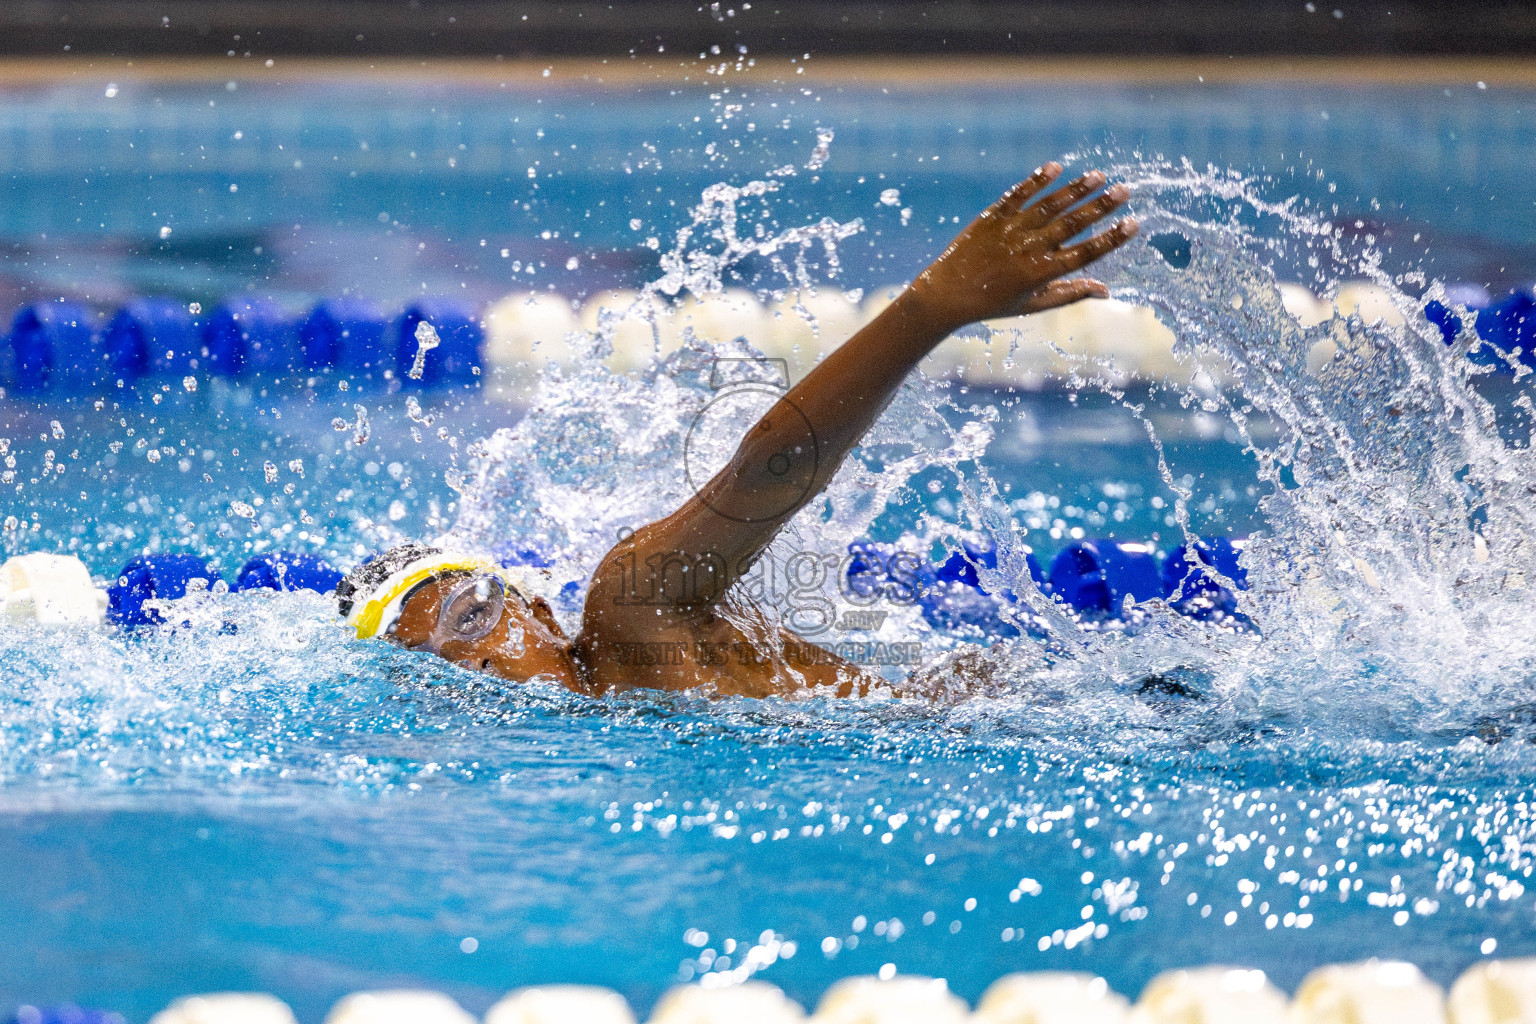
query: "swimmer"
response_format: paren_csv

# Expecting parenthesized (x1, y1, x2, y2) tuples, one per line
(336, 163, 1138, 697)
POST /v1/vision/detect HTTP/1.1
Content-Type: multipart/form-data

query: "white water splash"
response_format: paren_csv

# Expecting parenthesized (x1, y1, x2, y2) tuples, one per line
(453, 137, 871, 613)
(453, 155, 1536, 747)
(934, 160, 1536, 738)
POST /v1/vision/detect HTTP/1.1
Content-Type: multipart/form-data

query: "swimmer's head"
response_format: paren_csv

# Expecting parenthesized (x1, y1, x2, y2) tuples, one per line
(338, 543, 584, 690)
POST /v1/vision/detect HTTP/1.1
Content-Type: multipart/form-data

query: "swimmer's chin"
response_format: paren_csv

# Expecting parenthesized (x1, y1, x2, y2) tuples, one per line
(449, 658, 603, 697)
(472, 657, 598, 695)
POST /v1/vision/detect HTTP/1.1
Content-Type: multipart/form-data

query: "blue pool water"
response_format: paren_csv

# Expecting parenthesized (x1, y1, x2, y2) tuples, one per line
(4, 69, 1536, 1021)
(2, 71, 1534, 305)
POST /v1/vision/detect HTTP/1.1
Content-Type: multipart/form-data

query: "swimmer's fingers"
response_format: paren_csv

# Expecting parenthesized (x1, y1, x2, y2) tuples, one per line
(1019, 277, 1110, 314)
(1022, 169, 1108, 224)
(1046, 184, 1130, 244)
(996, 162, 1063, 213)
(1055, 217, 1140, 271)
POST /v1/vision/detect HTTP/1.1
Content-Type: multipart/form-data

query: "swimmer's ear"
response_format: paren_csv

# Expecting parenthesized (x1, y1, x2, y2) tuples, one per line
(527, 595, 566, 637)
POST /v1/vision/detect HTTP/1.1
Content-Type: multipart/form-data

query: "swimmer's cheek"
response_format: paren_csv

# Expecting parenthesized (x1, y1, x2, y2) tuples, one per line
(476, 651, 584, 692)
(434, 613, 586, 692)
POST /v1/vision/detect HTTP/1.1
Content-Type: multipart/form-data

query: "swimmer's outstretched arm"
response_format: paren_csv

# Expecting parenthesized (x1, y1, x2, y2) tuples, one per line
(588, 165, 1135, 633)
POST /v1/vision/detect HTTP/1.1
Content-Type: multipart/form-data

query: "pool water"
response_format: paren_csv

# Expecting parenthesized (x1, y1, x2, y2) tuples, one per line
(4, 68, 1536, 1022)
(3, 68, 1533, 305)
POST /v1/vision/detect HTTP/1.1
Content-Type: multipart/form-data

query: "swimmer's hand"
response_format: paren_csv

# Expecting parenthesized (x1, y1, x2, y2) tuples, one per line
(580, 168, 1134, 699)
(905, 163, 1137, 334)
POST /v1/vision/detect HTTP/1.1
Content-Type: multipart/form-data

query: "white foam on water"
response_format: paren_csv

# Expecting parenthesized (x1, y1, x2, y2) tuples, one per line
(951, 160, 1536, 744)
(446, 153, 1536, 763)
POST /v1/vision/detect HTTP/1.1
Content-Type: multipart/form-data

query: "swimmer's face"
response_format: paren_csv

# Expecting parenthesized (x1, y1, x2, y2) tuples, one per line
(391, 575, 585, 691)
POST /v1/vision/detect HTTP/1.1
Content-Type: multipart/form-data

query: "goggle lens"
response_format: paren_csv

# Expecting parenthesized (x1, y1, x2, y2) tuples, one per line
(439, 575, 506, 642)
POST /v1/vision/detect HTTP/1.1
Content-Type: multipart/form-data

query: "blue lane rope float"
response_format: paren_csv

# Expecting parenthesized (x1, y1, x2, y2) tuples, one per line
(64, 537, 1273, 634)
(919, 578, 1023, 638)
(496, 544, 555, 569)
(21, 295, 483, 390)
(1047, 539, 1164, 617)
(1425, 299, 1465, 347)
(102, 297, 203, 380)
(103, 551, 343, 629)
(301, 298, 392, 376)
(204, 298, 303, 378)
(232, 552, 343, 595)
(843, 540, 1041, 638)
(107, 553, 221, 628)
(845, 537, 1262, 628)
(1419, 297, 1468, 346)
(933, 540, 1045, 592)
(1161, 536, 1248, 619)
(845, 541, 937, 606)
(1475, 287, 1536, 368)
(7, 1005, 125, 1024)
(2, 280, 1525, 396)
(921, 541, 1045, 637)
(7, 302, 100, 394)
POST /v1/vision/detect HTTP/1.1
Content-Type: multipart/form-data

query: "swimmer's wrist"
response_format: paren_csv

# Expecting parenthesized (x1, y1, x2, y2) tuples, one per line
(887, 282, 970, 340)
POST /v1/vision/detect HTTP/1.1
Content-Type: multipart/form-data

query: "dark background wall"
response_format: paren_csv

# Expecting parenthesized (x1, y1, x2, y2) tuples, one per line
(3, 0, 1535, 57)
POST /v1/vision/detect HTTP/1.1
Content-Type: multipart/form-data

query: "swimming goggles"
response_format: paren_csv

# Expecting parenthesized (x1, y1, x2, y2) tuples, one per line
(400, 572, 509, 655)
(345, 552, 536, 642)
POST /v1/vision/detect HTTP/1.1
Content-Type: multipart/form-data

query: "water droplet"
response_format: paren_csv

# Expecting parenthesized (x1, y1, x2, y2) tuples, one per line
(804, 129, 835, 171)
(407, 321, 440, 380)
